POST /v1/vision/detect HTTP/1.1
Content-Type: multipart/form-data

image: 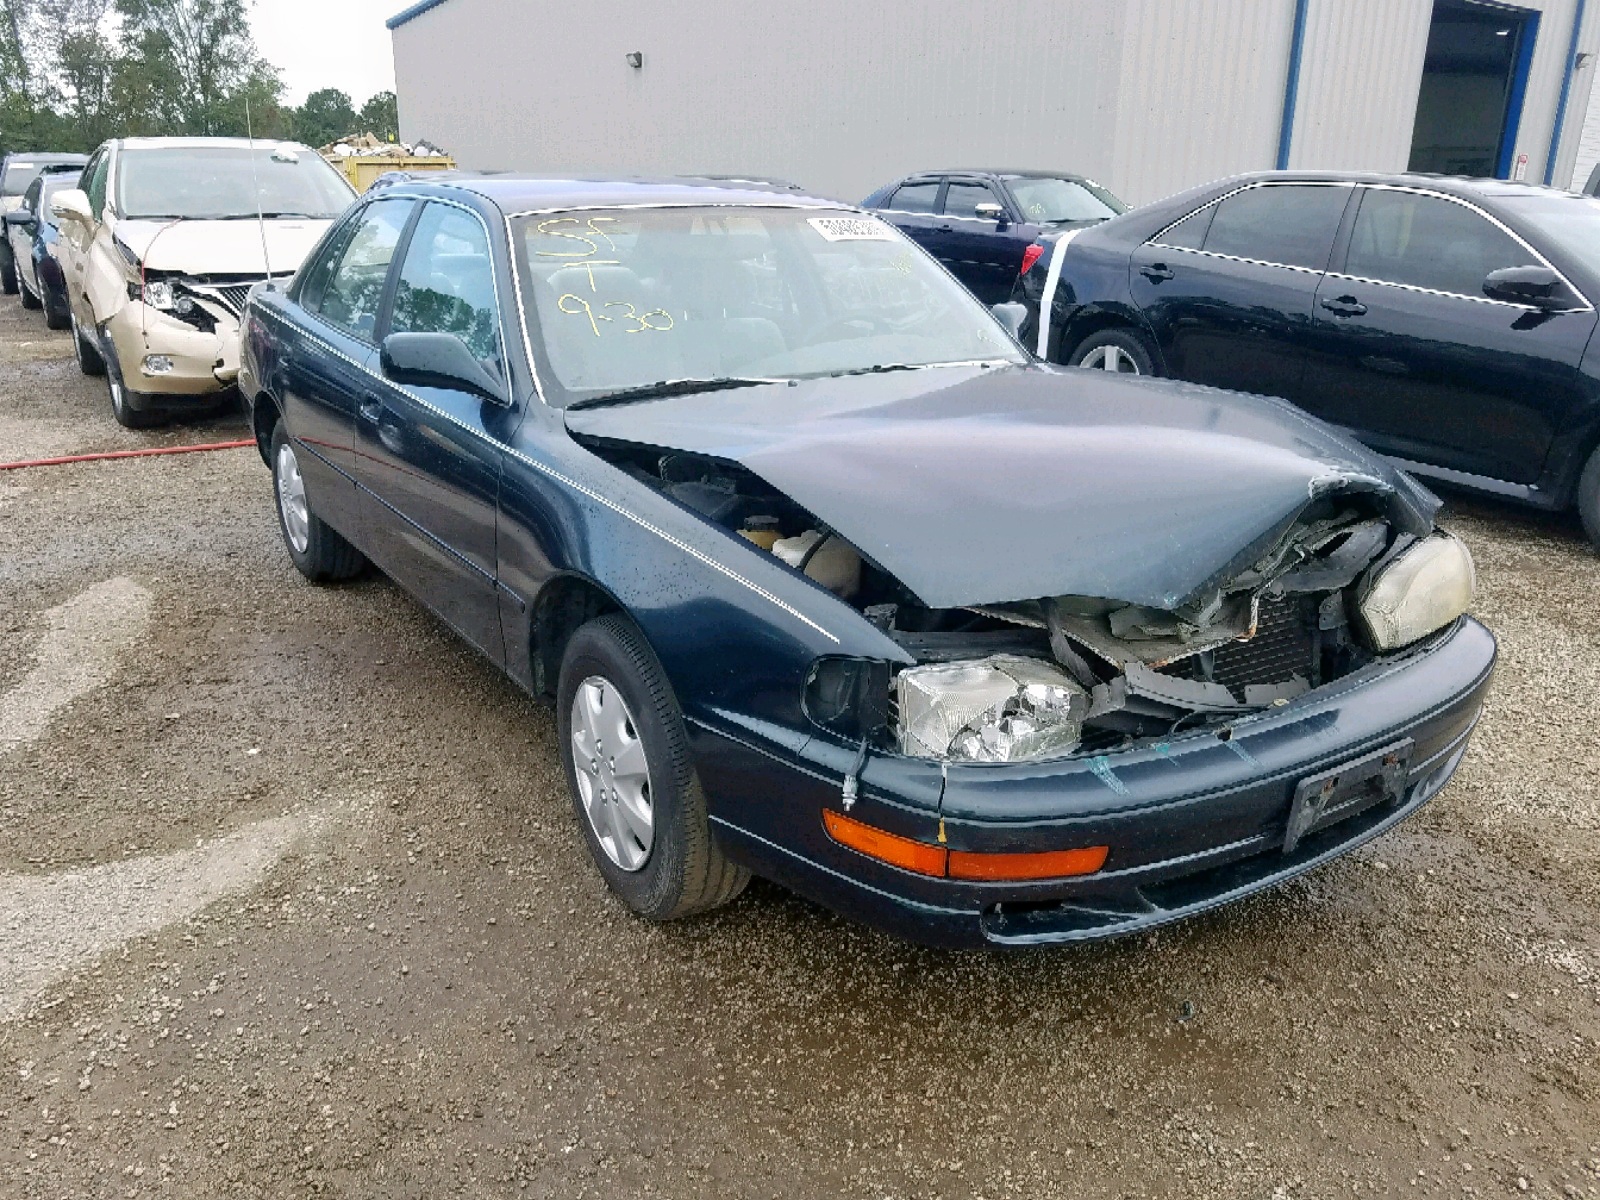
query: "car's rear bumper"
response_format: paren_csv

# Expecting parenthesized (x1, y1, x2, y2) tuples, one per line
(696, 616, 1496, 948)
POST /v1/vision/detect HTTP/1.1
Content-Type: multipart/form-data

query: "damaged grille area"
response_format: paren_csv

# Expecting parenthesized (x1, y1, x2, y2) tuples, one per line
(1167, 596, 1317, 693)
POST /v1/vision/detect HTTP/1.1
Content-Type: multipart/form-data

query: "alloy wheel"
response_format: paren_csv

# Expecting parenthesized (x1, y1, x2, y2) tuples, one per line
(569, 676, 654, 871)
(274, 440, 311, 554)
(1079, 344, 1142, 373)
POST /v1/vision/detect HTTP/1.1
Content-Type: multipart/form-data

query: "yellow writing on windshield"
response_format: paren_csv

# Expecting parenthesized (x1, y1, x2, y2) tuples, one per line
(535, 216, 620, 258)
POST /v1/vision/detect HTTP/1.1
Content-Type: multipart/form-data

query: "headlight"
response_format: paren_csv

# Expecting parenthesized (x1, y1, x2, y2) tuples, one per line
(141, 279, 175, 310)
(1357, 533, 1475, 651)
(896, 654, 1088, 763)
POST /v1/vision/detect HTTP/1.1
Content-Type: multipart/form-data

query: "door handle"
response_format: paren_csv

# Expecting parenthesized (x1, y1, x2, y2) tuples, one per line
(1140, 264, 1174, 283)
(937, 223, 953, 232)
(1321, 296, 1369, 317)
(357, 394, 383, 424)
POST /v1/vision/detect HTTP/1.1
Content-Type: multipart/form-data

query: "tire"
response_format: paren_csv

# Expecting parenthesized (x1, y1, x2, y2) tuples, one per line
(18, 274, 39, 310)
(1, 248, 16, 296)
(71, 312, 105, 376)
(1576, 443, 1600, 549)
(269, 421, 367, 583)
(1069, 327, 1158, 376)
(557, 614, 750, 921)
(100, 328, 161, 429)
(44, 300, 69, 331)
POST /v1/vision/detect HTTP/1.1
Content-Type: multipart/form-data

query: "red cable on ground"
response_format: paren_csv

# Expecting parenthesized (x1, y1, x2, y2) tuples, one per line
(0, 439, 254, 471)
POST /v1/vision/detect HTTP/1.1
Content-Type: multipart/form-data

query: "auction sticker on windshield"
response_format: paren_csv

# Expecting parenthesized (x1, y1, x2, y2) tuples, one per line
(807, 216, 897, 242)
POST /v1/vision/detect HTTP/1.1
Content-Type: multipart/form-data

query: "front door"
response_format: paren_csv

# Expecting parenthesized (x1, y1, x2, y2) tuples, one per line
(355, 199, 512, 663)
(936, 179, 1021, 303)
(1129, 182, 1352, 399)
(877, 179, 944, 253)
(1302, 186, 1595, 485)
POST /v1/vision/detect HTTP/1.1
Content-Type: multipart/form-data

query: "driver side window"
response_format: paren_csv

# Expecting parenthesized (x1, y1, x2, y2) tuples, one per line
(310, 198, 413, 340)
(388, 201, 502, 370)
(84, 152, 108, 220)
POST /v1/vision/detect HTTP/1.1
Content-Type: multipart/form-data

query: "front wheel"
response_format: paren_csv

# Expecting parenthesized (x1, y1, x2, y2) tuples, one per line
(557, 614, 750, 921)
(71, 312, 105, 376)
(101, 327, 161, 429)
(1576, 443, 1600, 549)
(269, 422, 366, 582)
(1069, 327, 1157, 376)
(1, 250, 16, 296)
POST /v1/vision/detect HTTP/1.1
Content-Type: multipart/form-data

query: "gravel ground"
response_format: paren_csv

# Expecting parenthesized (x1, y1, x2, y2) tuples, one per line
(0, 295, 1596, 1199)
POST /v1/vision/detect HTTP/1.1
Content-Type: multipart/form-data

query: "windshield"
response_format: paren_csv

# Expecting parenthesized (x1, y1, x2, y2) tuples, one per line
(514, 206, 1025, 405)
(1505, 193, 1600, 278)
(3, 158, 82, 197)
(1007, 177, 1125, 224)
(115, 146, 355, 220)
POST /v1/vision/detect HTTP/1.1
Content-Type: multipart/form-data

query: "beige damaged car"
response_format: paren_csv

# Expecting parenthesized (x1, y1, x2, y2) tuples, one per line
(52, 137, 356, 428)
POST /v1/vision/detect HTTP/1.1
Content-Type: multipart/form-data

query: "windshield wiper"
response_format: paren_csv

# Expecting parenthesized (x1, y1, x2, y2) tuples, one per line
(566, 376, 786, 410)
(812, 360, 1012, 380)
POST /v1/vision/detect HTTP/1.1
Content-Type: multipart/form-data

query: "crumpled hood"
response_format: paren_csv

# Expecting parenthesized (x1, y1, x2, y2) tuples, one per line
(566, 365, 1439, 610)
(113, 217, 333, 274)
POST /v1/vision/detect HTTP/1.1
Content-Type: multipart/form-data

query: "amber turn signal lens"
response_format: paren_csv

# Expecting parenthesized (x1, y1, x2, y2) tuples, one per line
(947, 845, 1109, 881)
(822, 810, 1109, 882)
(822, 809, 948, 877)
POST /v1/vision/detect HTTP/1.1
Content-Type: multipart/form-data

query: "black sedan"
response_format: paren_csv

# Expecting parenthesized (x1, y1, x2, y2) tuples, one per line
(863, 170, 1125, 304)
(239, 176, 1494, 948)
(1013, 170, 1600, 545)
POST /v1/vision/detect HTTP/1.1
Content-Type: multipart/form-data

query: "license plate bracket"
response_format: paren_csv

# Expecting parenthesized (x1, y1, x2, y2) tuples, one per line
(1284, 739, 1413, 854)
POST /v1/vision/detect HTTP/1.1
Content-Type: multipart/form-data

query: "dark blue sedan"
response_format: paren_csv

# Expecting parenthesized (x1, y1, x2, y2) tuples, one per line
(239, 176, 1494, 948)
(3, 164, 83, 329)
(862, 170, 1126, 304)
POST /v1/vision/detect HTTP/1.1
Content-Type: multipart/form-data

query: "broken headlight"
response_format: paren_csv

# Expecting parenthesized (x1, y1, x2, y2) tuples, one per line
(1357, 533, 1475, 651)
(895, 655, 1089, 763)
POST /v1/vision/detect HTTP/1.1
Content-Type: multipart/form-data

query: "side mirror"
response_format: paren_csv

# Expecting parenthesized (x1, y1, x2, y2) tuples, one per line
(973, 201, 1008, 227)
(4, 209, 35, 228)
(1483, 265, 1570, 309)
(990, 301, 1028, 340)
(49, 188, 91, 224)
(380, 331, 507, 404)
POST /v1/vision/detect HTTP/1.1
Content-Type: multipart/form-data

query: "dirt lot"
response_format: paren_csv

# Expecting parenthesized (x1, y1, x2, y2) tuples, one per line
(0, 296, 1596, 1200)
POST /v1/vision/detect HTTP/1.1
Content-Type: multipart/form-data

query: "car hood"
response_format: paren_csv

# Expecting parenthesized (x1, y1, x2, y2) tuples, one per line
(112, 217, 334, 274)
(565, 365, 1439, 611)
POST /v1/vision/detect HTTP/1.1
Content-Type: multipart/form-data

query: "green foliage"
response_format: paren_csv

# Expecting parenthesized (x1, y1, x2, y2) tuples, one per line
(291, 86, 355, 148)
(359, 90, 397, 143)
(0, 0, 388, 155)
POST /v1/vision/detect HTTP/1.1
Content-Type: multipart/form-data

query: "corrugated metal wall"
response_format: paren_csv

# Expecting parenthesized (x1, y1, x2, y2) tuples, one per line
(391, 0, 1600, 205)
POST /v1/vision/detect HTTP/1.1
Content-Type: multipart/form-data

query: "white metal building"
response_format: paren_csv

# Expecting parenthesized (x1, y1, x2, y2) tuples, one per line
(388, 0, 1600, 206)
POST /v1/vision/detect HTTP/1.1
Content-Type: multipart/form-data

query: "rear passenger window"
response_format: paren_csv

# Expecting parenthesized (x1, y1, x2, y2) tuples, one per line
(311, 198, 413, 339)
(389, 202, 501, 368)
(889, 182, 939, 213)
(1201, 185, 1349, 270)
(1154, 206, 1214, 250)
(1344, 189, 1537, 299)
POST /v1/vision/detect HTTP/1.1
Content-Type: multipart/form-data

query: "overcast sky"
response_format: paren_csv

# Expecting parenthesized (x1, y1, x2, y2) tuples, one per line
(249, 0, 400, 108)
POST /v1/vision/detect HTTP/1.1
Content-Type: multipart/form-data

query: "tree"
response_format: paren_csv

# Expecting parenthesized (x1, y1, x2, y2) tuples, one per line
(359, 89, 396, 142)
(290, 86, 356, 148)
(112, 0, 270, 136)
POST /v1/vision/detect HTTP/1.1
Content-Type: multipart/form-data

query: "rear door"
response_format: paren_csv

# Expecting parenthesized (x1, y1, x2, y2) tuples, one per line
(282, 196, 414, 500)
(354, 198, 512, 663)
(10, 178, 41, 295)
(936, 178, 1022, 303)
(1302, 186, 1596, 485)
(875, 178, 944, 253)
(1128, 182, 1353, 399)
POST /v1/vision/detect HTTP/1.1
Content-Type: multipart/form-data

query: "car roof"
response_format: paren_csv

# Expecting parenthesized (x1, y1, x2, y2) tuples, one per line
(113, 137, 317, 153)
(1215, 169, 1578, 201)
(900, 169, 1096, 182)
(383, 175, 851, 214)
(3, 152, 88, 163)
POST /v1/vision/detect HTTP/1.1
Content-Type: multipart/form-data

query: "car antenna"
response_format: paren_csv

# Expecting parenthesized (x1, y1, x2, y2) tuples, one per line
(245, 93, 273, 283)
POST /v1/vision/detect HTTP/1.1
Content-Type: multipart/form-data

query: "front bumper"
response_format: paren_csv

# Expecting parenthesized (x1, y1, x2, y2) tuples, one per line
(104, 300, 241, 400)
(697, 616, 1496, 948)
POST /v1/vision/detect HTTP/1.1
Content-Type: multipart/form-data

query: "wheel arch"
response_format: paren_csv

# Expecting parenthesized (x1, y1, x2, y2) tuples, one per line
(528, 571, 627, 700)
(250, 390, 282, 466)
(1058, 304, 1162, 369)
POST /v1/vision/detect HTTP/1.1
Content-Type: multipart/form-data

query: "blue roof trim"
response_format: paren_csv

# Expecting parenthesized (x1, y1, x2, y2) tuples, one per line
(387, 0, 451, 30)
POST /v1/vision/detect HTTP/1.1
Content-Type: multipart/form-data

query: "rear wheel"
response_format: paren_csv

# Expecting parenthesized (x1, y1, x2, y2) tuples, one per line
(1, 248, 16, 296)
(71, 312, 105, 376)
(1069, 327, 1157, 376)
(270, 422, 366, 582)
(557, 614, 750, 921)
